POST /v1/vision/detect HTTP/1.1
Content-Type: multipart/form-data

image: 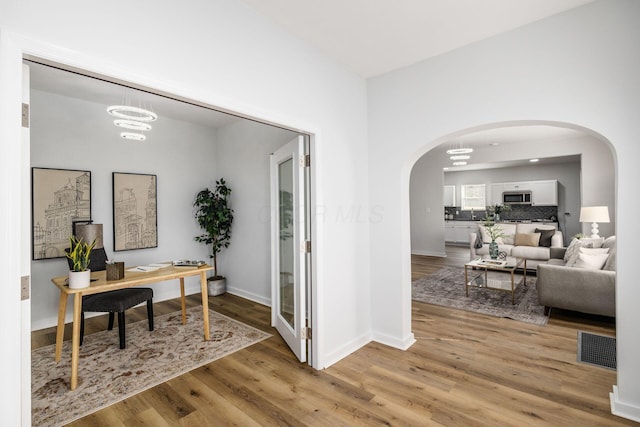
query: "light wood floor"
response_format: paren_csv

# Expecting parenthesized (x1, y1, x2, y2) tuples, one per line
(32, 247, 631, 426)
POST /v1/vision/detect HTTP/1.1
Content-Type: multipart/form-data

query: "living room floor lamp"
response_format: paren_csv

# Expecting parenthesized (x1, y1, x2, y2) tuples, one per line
(579, 206, 610, 238)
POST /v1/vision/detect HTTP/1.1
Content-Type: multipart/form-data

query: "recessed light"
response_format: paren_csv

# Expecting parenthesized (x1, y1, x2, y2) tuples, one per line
(446, 148, 473, 155)
(443, 167, 450, 170)
(490, 142, 499, 146)
(452, 161, 467, 166)
(450, 155, 470, 160)
(530, 158, 539, 162)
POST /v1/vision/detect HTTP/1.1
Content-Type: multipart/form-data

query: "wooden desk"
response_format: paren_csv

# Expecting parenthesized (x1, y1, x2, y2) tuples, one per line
(51, 264, 213, 390)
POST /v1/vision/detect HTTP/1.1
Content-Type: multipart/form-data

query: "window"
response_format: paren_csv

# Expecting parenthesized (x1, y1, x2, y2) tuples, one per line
(461, 184, 486, 211)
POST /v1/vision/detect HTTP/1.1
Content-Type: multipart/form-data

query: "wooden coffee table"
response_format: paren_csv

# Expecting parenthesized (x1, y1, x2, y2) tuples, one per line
(464, 256, 527, 304)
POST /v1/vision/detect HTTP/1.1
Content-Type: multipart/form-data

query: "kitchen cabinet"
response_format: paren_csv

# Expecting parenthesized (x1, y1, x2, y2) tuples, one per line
(443, 185, 456, 207)
(445, 221, 476, 244)
(489, 183, 503, 206)
(531, 180, 558, 206)
(503, 181, 532, 192)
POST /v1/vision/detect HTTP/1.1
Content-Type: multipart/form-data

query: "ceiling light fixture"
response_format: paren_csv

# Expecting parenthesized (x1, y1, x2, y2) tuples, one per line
(450, 155, 470, 160)
(446, 148, 473, 155)
(452, 161, 467, 166)
(107, 105, 158, 122)
(120, 132, 146, 141)
(530, 158, 540, 162)
(114, 119, 152, 131)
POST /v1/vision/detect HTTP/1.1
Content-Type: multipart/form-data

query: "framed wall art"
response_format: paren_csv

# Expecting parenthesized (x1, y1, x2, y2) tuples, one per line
(31, 167, 92, 260)
(112, 172, 157, 251)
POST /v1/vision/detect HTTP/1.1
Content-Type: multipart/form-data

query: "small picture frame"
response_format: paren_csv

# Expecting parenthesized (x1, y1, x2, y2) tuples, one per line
(112, 172, 158, 251)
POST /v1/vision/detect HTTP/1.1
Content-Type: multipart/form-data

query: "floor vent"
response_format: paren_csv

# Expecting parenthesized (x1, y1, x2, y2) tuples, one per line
(577, 331, 616, 370)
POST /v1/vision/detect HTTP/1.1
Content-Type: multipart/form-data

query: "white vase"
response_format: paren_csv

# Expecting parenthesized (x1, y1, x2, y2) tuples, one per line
(69, 269, 91, 289)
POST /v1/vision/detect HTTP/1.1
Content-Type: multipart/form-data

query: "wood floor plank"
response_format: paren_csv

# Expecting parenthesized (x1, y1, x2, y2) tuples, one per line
(33, 245, 633, 426)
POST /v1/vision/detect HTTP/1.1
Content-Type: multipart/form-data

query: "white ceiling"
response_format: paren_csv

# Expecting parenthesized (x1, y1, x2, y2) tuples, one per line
(27, 2, 594, 170)
(239, 0, 595, 78)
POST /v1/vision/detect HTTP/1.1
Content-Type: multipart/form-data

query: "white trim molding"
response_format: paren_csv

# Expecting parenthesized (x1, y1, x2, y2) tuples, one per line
(611, 386, 640, 423)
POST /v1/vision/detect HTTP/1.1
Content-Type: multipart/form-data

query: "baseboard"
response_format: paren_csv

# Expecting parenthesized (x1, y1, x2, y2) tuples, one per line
(226, 286, 271, 307)
(320, 332, 372, 369)
(411, 250, 447, 257)
(610, 385, 640, 422)
(372, 330, 416, 350)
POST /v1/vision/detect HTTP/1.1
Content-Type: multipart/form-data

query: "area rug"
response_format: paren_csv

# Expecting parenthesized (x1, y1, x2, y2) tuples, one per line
(412, 266, 548, 326)
(32, 307, 271, 427)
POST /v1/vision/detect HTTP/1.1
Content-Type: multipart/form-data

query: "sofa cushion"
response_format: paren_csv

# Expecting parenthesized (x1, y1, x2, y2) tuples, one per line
(516, 223, 556, 234)
(602, 236, 616, 271)
(498, 223, 517, 245)
(573, 252, 609, 270)
(580, 247, 610, 255)
(564, 238, 593, 264)
(546, 258, 567, 266)
(535, 228, 556, 247)
(511, 245, 550, 260)
(515, 232, 540, 247)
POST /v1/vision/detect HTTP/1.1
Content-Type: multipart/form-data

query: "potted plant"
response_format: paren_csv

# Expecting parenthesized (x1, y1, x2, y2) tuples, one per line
(194, 178, 234, 296)
(482, 219, 506, 259)
(488, 203, 510, 222)
(66, 235, 96, 289)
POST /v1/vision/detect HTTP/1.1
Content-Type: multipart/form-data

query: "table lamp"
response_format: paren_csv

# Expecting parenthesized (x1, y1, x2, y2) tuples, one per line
(579, 206, 609, 238)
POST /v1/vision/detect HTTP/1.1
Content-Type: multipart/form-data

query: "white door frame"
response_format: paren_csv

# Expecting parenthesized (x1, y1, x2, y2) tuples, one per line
(0, 30, 322, 424)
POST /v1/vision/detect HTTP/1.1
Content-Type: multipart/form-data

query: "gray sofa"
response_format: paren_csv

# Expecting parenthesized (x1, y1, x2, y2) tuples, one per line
(469, 222, 563, 270)
(536, 236, 616, 317)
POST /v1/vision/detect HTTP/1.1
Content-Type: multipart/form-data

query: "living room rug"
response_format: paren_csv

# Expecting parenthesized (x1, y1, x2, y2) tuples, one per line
(412, 266, 549, 326)
(32, 307, 271, 427)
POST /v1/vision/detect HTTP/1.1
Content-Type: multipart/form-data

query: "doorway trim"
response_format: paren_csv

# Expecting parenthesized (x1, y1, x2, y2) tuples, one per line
(0, 29, 322, 423)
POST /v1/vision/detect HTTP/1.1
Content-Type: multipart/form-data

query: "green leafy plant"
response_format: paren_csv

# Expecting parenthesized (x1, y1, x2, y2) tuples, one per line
(483, 219, 507, 242)
(194, 179, 234, 279)
(66, 236, 96, 272)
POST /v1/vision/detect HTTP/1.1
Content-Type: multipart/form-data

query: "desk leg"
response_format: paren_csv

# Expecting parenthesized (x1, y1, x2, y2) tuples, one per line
(200, 271, 210, 341)
(180, 277, 187, 325)
(54, 291, 68, 362)
(70, 292, 82, 390)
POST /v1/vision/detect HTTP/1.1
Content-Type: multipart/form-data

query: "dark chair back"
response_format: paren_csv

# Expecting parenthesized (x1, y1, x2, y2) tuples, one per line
(65, 247, 109, 272)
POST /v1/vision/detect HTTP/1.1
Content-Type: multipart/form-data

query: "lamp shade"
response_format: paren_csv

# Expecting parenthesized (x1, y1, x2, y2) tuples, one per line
(75, 223, 104, 249)
(579, 206, 610, 223)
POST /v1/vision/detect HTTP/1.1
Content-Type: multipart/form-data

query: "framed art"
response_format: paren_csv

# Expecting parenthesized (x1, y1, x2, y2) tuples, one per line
(112, 172, 157, 251)
(32, 167, 91, 260)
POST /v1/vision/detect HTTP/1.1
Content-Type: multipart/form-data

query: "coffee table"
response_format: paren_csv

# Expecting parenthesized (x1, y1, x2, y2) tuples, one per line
(464, 256, 527, 304)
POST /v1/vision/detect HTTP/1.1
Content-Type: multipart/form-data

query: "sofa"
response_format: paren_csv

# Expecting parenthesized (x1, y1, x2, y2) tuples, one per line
(469, 222, 563, 269)
(536, 235, 616, 317)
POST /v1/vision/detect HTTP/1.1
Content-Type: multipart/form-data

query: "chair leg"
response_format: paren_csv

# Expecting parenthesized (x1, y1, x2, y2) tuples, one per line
(118, 311, 126, 349)
(108, 312, 115, 330)
(80, 312, 85, 346)
(147, 299, 154, 331)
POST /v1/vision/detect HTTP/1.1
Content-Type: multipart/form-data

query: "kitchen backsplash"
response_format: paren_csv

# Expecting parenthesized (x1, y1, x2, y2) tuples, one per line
(445, 205, 558, 222)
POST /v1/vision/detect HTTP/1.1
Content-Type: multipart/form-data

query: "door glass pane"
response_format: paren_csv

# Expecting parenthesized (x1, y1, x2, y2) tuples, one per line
(278, 158, 295, 328)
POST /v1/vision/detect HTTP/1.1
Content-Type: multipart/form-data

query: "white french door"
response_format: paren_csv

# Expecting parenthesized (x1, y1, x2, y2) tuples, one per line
(270, 136, 309, 362)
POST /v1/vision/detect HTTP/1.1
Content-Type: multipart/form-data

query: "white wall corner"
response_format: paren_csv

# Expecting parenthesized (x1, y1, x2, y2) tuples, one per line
(320, 332, 372, 369)
(226, 287, 271, 307)
(610, 386, 640, 423)
(372, 330, 416, 351)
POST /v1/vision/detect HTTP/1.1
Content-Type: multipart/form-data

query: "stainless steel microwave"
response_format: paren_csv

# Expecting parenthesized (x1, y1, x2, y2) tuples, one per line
(502, 191, 532, 205)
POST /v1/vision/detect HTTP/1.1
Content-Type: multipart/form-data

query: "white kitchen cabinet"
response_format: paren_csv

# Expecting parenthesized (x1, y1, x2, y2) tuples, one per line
(503, 181, 531, 192)
(489, 183, 503, 206)
(445, 221, 476, 244)
(443, 185, 456, 207)
(531, 180, 558, 205)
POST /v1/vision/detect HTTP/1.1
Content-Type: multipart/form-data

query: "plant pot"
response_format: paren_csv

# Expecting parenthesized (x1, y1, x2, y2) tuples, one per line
(69, 269, 91, 289)
(207, 277, 226, 296)
(489, 241, 499, 260)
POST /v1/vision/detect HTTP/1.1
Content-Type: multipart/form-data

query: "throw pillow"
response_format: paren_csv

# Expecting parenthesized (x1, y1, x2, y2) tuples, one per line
(579, 247, 610, 255)
(564, 238, 594, 265)
(573, 253, 609, 270)
(535, 228, 556, 247)
(515, 233, 540, 247)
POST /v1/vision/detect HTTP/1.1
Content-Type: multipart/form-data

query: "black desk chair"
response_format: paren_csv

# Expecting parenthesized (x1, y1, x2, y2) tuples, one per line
(66, 248, 154, 349)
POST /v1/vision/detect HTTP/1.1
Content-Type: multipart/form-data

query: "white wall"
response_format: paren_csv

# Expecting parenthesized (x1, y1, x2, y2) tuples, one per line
(29, 89, 217, 330)
(369, 0, 639, 420)
(0, 4, 371, 422)
(215, 119, 299, 305)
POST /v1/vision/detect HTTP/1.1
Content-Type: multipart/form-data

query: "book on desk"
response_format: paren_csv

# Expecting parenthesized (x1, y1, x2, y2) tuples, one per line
(172, 260, 207, 268)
